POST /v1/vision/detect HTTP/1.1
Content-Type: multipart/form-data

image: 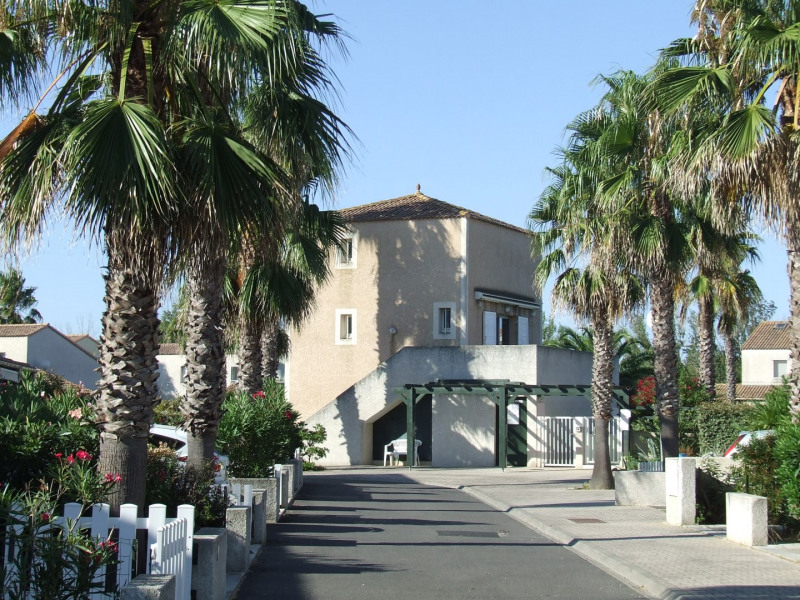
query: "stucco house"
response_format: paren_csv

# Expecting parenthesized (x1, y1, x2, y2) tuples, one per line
(724, 320, 792, 401)
(0, 324, 99, 389)
(285, 188, 613, 468)
(66, 334, 100, 358)
(155, 343, 240, 399)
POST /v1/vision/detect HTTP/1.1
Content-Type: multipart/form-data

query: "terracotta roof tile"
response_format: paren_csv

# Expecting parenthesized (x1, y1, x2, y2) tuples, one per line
(0, 324, 48, 337)
(338, 189, 528, 234)
(741, 321, 791, 350)
(714, 383, 778, 401)
(158, 343, 183, 355)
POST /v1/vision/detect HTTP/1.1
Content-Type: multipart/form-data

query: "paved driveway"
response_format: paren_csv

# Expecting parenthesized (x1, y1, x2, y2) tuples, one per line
(234, 471, 645, 600)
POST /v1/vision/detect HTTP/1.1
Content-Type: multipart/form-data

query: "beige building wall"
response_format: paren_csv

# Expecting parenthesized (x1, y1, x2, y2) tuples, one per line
(287, 218, 464, 418)
(287, 214, 543, 420)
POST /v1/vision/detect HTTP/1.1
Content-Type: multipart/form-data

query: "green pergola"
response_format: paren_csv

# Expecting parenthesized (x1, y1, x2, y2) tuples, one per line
(393, 379, 631, 469)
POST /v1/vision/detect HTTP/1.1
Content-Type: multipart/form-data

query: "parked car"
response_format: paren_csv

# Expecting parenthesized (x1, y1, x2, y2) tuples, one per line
(722, 430, 775, 457)
(149, 424, 229, 481)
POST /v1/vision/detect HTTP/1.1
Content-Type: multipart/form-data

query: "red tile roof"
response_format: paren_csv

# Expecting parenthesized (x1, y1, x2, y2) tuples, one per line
(714, 383, 778, 401)
(741, 321, 791, 350)
(338, 188, 528, 234)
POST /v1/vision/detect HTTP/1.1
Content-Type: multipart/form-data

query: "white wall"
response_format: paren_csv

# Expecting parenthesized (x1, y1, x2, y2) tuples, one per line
(432, 394, 496, 467)
(741, 349, 791, 385)
(26, 329, 98, 389)
(0, 337, 30, 363)
(156, 353, 240, 399)
(306, 344, 595, 466)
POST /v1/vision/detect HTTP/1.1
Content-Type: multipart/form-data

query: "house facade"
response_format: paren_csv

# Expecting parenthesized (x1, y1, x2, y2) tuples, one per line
(0, 324, 99, 389)
(155, 343, 240, 399)
(285, 189, 599, 467)
(731, 320, 792, 400)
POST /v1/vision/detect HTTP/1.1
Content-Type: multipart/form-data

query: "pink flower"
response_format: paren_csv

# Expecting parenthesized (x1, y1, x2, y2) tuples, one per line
(54, 453, 63, 459)
(75, 450, 91, 461)
(66, 454, 75, 464)
(40, 513, 50, 522)
(68, 407, 83, 419)
(284, 411, 293, 419)
(252, 390, 266, 399)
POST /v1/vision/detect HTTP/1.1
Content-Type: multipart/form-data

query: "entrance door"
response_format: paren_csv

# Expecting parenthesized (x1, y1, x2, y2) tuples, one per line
(506, 399, 527, 466)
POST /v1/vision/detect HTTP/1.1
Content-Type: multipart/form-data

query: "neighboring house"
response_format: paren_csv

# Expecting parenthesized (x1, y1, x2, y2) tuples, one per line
(155, 343, 240, 399)
(66, 334, 100, 358)
(719, 320, 793, 401)
(0, 355, 32, 383)
(285, 188, 607, 467)
(0, 324, 99, 389)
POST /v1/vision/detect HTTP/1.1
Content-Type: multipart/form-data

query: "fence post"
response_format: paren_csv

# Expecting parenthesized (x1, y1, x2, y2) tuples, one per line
(118, 504, 139, 591)
(176, 505, 194, 600)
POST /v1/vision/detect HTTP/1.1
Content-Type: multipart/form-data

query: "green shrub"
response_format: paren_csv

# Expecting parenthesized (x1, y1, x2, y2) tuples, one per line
(730, 435, 786, 525)
(217, 381, 303, 477)
(690, 402, 754, 456)
(775, 423, 800, 521)
(748, 384, 790, 430)
(300, 424, 328, 470)
(153, 397, 184, 427)
(695, 458, 734, 524)
(0, 372, 99, 491)
(145, 444, 228, 530)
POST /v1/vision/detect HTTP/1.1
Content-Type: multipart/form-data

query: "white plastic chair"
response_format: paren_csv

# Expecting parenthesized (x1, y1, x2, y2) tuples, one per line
(384, 437, 421, 466)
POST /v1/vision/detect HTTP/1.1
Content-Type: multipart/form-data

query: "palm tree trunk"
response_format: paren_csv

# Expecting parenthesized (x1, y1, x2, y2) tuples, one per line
(786, 220, 800, 423)
(183, 252, 227, 468)
(238, 316, 263, 395)
(589, 309, 615, 489)
(651, 274, 681, 458)
(95, 240, 163, 514)
(725, 333, 737, 403)
(261, 318, 281, 381)
(698, 292, 716, 398)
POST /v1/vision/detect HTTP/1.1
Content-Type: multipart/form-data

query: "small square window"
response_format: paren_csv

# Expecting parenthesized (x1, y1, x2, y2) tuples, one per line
(336, 234, 357, 269)
(229, 366, 239, 382)
(180, 365, 188, 383)
(335, 309, 357, 345)
(774, 360, 788, 379)
(433, 302, 457, 340)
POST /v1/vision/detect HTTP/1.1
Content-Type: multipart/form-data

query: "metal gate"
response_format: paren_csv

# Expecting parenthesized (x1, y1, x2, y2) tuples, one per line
(543, 416, 574, 466)
(585, 417, 622, 465)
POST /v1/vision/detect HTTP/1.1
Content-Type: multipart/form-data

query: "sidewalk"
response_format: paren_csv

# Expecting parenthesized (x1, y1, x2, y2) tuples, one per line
(397, 467, 800, 600)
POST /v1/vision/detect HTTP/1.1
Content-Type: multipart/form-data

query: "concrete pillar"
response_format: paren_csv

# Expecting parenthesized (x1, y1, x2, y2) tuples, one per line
(226, 506, 252, 572)
(527, 396, 544, 468)
(251, 490, 267, 545)
(665, 457, 696, 526)
(120, 574, 175, 600)
(285, 463, 296, 505)
(727, 493, 768, 546)
(263, 477, 280, 523)
(192, 528, 226, 600)
(573, 417, 587, 469)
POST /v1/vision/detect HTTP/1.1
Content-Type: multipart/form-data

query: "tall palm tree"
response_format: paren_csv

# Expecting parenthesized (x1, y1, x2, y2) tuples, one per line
(0, 0, 342, 511)
(656, 0, 800, 421)
(531, 108, 644, 489)
(591, 70, 691, 459)
(178, 7, 349, 468)
(717, 268, 763, 401)
(0, 267, 42, 324)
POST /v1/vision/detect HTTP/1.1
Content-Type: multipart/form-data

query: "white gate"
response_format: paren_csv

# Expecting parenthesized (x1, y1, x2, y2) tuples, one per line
(543, 417, 574, 466)
(585, 417, 622, 465)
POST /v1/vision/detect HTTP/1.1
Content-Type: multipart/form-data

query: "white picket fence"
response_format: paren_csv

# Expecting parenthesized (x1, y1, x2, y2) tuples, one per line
(537, 416, 624, 467)
(2, 502, 193, 600)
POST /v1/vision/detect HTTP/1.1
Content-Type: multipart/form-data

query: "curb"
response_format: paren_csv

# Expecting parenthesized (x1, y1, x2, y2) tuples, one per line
(461, 485, 673, 600)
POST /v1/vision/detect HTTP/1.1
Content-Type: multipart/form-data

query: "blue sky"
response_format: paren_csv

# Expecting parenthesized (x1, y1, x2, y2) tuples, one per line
(2, 1, 790, 337)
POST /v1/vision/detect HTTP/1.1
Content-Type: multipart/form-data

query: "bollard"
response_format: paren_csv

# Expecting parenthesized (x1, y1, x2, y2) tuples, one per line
(192, 528, 227, 600)
(727, 493, 768, 546)
(665, 457, 696, 526)
(226, 506, 252, 572)
(120, 574, 176, 600)
(251, 489, 267, 544)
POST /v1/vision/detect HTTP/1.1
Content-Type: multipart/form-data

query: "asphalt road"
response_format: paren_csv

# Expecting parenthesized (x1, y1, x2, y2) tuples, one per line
(234, 471, 646, 600)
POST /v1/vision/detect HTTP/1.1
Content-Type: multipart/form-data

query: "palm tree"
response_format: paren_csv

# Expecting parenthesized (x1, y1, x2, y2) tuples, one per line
(178, 8, 350, 468)
(655, 0, 800, 421)
(531, 108, 644, 489)
(0, 0, 344, 511)
(592, 70, 691, 459)
(0, 267, 42, 324)
(717, 268, 763, 401)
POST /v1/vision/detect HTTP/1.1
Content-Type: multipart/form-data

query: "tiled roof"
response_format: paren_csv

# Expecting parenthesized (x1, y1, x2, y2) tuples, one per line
(67, 334, 90, 343)
(741, 321, 792, 350)
(0, 323, 48, 337)
(0, 355, 32, 370)
(158, 343, 184, 355)
(714, 383, 777, 401)
(338, 188, 528, 234)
